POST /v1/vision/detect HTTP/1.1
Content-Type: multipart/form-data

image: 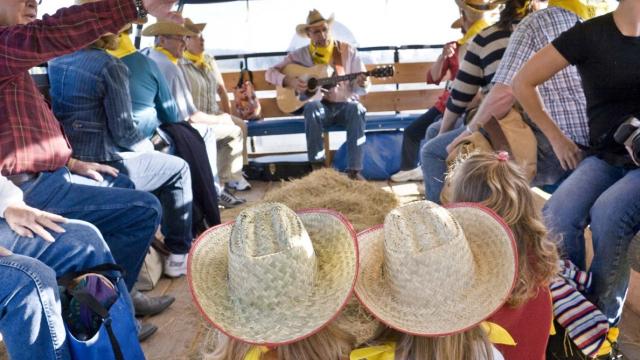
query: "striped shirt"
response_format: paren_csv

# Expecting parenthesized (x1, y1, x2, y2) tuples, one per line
(180, 55, 224, 115)
(492, 6, 590, 147)
(446, 24, 513, 115)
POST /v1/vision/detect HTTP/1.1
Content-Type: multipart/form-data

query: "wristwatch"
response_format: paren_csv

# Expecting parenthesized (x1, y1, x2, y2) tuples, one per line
(134, 0, 147, 20)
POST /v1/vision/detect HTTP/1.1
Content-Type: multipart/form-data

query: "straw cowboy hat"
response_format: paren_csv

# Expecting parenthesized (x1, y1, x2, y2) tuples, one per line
(141, 20, 197, 37)
(296, 9, 335, 37)
(183, 18, 206, 34)
(451, 0, 503, 28)
(188, 202, 358, 345)
(355, 200, 518, 336)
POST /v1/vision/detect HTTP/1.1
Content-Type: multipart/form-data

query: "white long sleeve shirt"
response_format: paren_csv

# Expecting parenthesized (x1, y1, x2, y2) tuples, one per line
(0, 175, 23, 218)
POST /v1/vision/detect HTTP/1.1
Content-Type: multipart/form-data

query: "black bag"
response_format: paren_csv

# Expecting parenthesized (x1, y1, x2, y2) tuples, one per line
(244, 154, 312, 181)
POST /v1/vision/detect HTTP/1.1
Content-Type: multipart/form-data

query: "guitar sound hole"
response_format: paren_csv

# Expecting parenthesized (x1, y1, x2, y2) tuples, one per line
(307, 78, 318, 91)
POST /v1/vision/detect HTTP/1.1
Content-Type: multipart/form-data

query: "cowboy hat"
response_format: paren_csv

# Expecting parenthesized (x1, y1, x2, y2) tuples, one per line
(296, 9, 335, 37)
(183, 18, 206, 34)
(455, 0, 503, 13)
(188, 203, 358, 345)
(141, 20, 197, 37)
(355, 200, 518, 336)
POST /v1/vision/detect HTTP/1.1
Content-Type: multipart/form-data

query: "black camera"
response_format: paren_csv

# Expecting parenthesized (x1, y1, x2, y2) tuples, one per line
(613, 116, 640, 166)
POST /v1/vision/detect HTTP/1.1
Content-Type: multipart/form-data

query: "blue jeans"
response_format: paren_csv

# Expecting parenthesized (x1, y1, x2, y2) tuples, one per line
(0, 220, 132, 360)
(304, 101, 366, 171)
(420, 123, 466, 203)
(544, 156, 640, 325)
(19, 168, 161, 289)
(106, 152, 193, 254)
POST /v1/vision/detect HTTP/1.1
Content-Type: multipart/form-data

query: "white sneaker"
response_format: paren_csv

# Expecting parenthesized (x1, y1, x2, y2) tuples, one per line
(390, 167, 423, 182)
(164, 253, 188, 278)
(227, 177, 251, 191)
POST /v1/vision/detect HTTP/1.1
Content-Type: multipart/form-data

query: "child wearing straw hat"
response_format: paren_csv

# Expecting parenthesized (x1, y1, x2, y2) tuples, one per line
(448, 151, 560, 359)
(188, 202, 363, 360)
(352, 200, 518, 360)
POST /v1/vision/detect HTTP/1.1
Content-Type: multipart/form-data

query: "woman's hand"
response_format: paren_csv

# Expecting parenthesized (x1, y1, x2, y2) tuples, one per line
(549, 133, 583, 170)
(68, 158, 119, 183)
(4, 203, 67, 242)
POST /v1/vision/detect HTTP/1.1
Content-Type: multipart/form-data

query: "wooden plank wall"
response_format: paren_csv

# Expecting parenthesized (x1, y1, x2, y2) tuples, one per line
(221, 62, 446, 118)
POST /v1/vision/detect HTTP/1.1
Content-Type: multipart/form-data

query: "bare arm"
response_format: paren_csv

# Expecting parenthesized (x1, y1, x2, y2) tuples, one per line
(217, 83, 232, 114)
(513, 44, 581, 170)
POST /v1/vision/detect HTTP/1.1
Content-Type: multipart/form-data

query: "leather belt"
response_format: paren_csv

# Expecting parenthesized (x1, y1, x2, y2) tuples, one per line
(6, 173, 37, 186)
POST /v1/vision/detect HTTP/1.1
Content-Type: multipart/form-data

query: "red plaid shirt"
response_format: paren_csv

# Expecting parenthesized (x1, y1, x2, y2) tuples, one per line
(0, 0, 137, 175)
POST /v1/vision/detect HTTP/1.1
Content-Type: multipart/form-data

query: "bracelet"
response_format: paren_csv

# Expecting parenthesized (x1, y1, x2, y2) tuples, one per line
(67, 157, 76, 170)
(134, 0, 147, 20)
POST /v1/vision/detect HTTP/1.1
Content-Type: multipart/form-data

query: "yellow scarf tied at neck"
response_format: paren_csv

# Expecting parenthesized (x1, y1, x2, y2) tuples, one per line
(309, 39, 335, 65)
(244, 346, 270, 360)
(349, 323, 514, 360)
(457, 18, 495, 45)
(154, 46, 179, 65)
(107, 32, 137, 59)
(548, 0, 610, 20)
(183, 50, 212, 72)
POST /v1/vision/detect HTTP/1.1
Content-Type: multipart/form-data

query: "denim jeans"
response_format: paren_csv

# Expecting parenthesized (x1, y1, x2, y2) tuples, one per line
(303, 101, 366, 171)
(107, 152, 192, 254)
(420, 123, 466, 203)
(19, 168, 161, 289)
(544, 156, 640, 325)
(399, 107, 443, 170)
(0, 220, 132, 360)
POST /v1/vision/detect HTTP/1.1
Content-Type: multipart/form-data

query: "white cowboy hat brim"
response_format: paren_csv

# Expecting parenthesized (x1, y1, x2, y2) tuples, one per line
(354, 203, 517, 336)
(188, 209, 358, 346)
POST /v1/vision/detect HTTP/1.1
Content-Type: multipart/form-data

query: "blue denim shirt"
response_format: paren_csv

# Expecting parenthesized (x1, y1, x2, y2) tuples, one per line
(49, 48, 145, 162)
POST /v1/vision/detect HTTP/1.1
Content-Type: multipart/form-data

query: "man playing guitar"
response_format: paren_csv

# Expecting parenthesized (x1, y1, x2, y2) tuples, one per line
(265, 9, 370, 180)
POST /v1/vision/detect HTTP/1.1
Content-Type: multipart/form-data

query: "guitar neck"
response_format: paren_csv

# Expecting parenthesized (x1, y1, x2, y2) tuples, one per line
(316, 71, 369, 87)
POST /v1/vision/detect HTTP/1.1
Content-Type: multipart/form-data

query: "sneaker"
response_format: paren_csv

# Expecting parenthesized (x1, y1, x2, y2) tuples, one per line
(164, 253, 187, 278)
(226, 177, 252, 191)
(218, 189, 246, 209)
(390, 167, 423, 182)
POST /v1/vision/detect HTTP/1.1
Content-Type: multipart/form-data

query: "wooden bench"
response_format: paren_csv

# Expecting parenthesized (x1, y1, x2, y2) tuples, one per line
(221, 61, 447, 164)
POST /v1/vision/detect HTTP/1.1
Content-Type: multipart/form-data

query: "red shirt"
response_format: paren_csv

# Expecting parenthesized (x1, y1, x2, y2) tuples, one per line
(489, 286, 553, 360)
(426, 41, 460, 113)
(0, 0, 137, 175)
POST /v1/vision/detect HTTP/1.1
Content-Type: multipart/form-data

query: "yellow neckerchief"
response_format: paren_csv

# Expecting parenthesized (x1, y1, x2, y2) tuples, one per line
(457, 17, 494, 45)
(350, 342, 395, 360)
(596, 327, 620, 357)
(154, 46, 178, 65)
(349, 323, 514, 360)
(183, 50, 212, 72)
(516, 0, 532, 17)
(107, 32, 137, 59)
(548, 0, 610, 20)
(244, 346, 270, 360)
(309, 38, 335, 65)
(480, 321, 517, 346)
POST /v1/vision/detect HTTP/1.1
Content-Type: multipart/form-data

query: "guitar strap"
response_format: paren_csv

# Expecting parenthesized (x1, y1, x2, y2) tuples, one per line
(332, 41, 345, 76)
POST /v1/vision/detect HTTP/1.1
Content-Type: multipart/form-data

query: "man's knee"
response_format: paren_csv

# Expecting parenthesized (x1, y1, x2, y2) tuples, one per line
(1, 255, 56, 289)
(303, 101, 325, 120)
(57, 220, 113, 263)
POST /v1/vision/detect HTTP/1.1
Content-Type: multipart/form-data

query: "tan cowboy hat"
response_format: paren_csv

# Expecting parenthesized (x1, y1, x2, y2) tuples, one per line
(296, 9, 335, 37)
(455, 0, 503, 13)
(188, 202, 358, 345)
(183, 18, 206, 34)
(355, 200, 518, 336)
(141, 20, 197, 37)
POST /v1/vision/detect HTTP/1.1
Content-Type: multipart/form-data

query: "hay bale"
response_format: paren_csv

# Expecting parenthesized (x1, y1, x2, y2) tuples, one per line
(263, 168, 399, 232)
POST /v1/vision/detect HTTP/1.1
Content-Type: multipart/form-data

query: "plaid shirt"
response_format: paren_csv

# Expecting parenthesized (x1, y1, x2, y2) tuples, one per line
(492, 7, 590, 147)
(0, 0, 137, 175)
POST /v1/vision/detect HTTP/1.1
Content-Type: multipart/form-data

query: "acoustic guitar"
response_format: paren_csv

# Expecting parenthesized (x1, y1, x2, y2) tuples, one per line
(275, 64, 394, 114)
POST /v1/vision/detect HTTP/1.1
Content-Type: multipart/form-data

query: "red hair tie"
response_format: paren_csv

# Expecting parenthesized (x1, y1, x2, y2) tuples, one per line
(497, 151, 510, 162)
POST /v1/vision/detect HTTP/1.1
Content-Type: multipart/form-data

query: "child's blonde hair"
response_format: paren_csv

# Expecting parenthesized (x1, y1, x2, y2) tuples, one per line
(450, 151, 559, 306)
(204, 324, 355, 360)
(379, 327, 495, 360)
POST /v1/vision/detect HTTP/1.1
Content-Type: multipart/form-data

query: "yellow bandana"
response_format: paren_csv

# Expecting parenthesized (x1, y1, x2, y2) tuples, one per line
(107, 32, 137, 59)
(548, 0, 610, 20)
(480, 321, 517, 346)
(183, 50, 212, 71)
(154, 46, 178, 65)
(244, 346, 270, 360)
(350, 342, 395, 360)
(457, 18, 494, 45)
(309, 39, 335, 65)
